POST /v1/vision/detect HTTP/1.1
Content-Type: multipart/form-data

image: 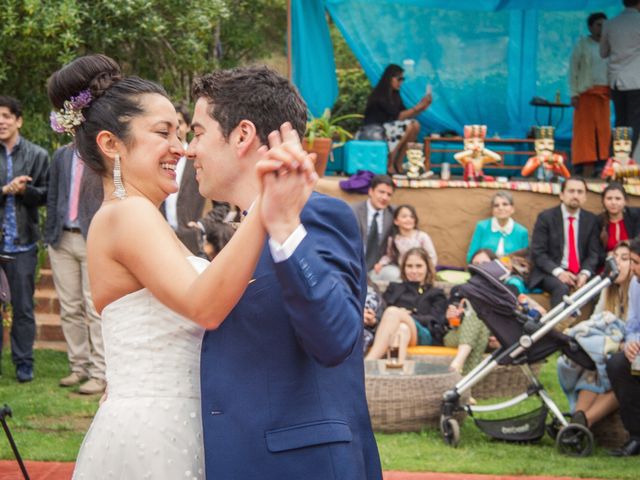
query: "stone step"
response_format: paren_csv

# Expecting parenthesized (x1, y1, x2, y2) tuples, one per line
(35, 312, 64, 342)
(34, 340, 67, 352)
(37, 268, 55, 289)
(34, 287, 60, 315)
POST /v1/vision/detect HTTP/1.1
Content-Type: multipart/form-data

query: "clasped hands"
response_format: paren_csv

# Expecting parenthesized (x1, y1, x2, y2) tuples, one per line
(256, 123, 318, 243)
(557, 270, 588, 289)
(2, 175, 32, 195)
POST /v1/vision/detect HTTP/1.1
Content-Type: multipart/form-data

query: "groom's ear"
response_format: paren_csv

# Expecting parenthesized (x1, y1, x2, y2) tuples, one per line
(234, 120, 259, 157)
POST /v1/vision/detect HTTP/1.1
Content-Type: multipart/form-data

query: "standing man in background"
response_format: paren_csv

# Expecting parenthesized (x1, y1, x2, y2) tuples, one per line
(570, 12, 610, 177)
(0, 95, 49, 383)
(160, 102, 206, 254)
(601, 0, 640, 152)
(45, 144, 104, 394)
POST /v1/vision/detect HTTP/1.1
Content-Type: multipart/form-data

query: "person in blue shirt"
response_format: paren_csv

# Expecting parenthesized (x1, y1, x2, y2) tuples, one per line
(0, 95, 49, 383)
(606, 235, 640, 457)
(466, 191, 529, 264)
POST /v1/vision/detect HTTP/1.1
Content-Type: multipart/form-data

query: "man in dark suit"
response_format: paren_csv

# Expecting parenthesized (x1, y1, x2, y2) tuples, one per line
(529, 177, 603, 306)
(188, 66, 382, 480)
(160, 103, 206, 254)
(351, 175, 395, 274)
(45, 145, 105, 394)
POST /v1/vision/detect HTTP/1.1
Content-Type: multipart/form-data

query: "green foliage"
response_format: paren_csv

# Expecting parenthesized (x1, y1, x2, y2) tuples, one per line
(329, 18, 360, 70)
(327, 19, 371, 134)
(332, 68, 372, 134)
(0, 349, 98, 461)
(305, 108, 362, 147)
(0, 0, 287, 153)
(218, 0, 287, 68)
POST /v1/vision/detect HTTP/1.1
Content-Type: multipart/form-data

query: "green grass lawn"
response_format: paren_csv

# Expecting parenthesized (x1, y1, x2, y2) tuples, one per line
(0, 349, 638, 478)
(0, 349, 98, 461)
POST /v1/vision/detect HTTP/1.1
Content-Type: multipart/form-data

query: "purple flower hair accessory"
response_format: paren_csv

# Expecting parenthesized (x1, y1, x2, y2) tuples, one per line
(49, 89, 93, 135)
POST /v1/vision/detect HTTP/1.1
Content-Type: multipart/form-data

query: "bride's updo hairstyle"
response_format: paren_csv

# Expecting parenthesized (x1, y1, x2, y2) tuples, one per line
(47, 54, 168, 176)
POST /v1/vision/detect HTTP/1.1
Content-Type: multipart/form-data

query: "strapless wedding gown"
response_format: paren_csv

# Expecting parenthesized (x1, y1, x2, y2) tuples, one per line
(73, 256, 209, 480)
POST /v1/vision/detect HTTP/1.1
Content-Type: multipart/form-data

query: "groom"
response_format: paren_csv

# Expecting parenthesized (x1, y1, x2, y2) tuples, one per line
(187, 66, 382, 479)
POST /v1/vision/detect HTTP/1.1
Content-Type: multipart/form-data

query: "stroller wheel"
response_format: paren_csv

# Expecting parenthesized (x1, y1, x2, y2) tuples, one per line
(546, 414, 567, 440)
(440, 416, 460, 447)
(556, 424, 594, 457)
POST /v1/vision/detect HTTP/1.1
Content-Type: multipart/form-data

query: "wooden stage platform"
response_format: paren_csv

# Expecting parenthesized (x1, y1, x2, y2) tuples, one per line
(315, 176, 640, 268)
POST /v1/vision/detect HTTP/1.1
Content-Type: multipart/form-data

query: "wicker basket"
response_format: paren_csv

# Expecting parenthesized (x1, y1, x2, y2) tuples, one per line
(471, 363, 543, 399)
(591, 411, 629, 448)
(365, 361, 463, 433)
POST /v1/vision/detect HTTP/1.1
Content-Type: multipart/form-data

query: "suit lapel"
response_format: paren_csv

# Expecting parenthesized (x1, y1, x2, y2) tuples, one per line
(357, 203, 367, 240)
(577, 210, 590, 256)
(179, 158, 193, 192)
(176, 160, 204, 223)
(551, 206, 564, 250)
(383, 207, 393, 237)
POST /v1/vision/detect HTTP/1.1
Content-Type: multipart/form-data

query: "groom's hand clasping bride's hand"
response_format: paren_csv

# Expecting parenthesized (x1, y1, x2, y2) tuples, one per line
(256, 122, 317, 243)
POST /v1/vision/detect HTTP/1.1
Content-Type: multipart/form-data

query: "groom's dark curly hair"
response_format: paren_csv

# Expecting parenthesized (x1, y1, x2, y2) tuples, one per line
(191, 65, 307, 146)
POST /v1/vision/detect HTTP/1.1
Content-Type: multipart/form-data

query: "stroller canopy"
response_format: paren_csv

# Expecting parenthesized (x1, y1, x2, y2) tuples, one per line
(459, 260, 594, 368)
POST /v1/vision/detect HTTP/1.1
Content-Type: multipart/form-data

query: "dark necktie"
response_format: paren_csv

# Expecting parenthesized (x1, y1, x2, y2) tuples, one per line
(365, 212, 380, 270)
(567, 216, 580, 274)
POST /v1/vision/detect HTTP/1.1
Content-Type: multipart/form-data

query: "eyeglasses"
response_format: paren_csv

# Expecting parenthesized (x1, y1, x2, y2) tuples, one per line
(395, 76, 405, 82)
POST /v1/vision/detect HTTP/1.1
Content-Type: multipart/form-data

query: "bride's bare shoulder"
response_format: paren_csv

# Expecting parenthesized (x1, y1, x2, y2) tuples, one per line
(93, 197, 164, 229)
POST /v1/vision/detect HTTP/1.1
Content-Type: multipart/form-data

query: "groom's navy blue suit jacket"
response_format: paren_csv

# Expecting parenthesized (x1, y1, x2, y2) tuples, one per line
(200, 192, 382, 480)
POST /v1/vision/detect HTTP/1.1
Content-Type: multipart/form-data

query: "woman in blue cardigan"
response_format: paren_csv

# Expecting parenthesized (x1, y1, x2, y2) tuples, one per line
(466, 191, 529, 263)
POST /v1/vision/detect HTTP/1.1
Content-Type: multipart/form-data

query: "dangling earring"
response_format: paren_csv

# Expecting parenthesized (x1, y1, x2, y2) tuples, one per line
(113, 153, 127, 200)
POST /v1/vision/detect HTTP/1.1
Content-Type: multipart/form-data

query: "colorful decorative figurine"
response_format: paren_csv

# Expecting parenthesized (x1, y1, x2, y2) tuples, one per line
(521, 126, 570, 181)
(454, 125, 501, 181)
(602, 127, 636, 180)
(403, 142, 431, 178)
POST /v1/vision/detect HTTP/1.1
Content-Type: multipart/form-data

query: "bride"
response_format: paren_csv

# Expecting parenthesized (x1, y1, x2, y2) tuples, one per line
(47, 54, 314, 479)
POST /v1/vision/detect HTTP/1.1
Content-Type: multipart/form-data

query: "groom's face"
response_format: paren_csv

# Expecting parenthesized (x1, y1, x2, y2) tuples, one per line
(187, 98, 235, 200)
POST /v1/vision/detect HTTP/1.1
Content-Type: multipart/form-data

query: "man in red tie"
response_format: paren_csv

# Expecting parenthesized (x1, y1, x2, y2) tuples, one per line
(44, 145, 105, 394)
(528, 177, 604, 306)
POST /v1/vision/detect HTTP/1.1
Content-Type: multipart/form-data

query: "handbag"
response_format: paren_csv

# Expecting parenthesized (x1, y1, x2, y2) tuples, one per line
(356, 124, 386, 141)
(339, 170, 376, 194)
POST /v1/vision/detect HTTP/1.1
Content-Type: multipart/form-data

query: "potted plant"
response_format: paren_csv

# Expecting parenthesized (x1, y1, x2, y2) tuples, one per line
(303, 108, 363, 176)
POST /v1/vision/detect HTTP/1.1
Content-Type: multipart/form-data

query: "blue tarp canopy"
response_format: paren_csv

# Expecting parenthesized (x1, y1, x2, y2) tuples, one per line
(291, 0, 621, 139)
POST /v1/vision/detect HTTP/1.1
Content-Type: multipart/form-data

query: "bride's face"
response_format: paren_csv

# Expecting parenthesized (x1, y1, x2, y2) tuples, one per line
(119, 94, 184, 202)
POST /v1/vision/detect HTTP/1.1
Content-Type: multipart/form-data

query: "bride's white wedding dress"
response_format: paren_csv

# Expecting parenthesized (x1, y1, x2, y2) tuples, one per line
(73, 256, 208, 480)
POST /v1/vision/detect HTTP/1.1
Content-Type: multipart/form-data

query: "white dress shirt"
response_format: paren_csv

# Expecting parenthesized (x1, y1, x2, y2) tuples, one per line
(552, 205, 591, 278)
(241, 199, 307, 263)
(490, 217, 514, 257)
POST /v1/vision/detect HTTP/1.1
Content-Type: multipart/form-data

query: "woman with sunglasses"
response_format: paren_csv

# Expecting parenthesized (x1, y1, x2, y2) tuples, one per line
(362, 64, 432, 175)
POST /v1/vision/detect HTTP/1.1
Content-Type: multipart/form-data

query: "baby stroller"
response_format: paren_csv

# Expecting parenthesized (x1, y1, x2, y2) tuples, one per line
(439, 257, 619, 456)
